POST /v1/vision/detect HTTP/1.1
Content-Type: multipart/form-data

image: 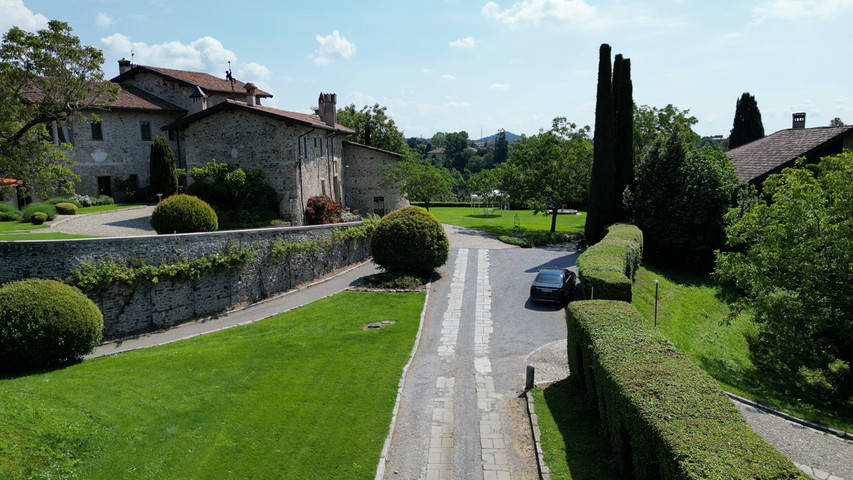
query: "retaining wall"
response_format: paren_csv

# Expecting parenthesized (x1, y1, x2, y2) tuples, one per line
(0, 223, 371, 339)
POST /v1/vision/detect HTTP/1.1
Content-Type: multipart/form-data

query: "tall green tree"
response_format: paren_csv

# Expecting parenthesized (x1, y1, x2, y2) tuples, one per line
(444, 131, 470, 172)
(149, 137, 178, 197)
(613, 54, 633, 218)
(492, 129, 509, 166)
(633, 103, 699, 161)
(716, 152, 853, 388)
(500, 118, 593, 232)
(585, 43, 617, 244)
(0, 20, 118, 197)
(381, 154, 451, 211)
(728, 92, 764, 149)
(336, 103, 407, 154)
(830, 117, 845, 127)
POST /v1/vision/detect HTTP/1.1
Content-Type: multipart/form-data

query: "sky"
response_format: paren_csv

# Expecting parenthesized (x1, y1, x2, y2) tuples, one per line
(3, 0, 852, 140)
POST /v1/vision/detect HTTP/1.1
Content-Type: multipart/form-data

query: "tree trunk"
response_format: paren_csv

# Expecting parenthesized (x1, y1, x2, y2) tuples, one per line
(550, 207, 558, 233)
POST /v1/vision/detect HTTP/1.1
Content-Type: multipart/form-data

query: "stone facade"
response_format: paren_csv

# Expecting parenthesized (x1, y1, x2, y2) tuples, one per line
(342, 141, 410, 215)
(0, 222, 370, 338)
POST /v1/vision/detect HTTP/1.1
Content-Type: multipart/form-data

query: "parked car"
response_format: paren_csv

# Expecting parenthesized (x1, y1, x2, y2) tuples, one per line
(529, 267, 576, 304)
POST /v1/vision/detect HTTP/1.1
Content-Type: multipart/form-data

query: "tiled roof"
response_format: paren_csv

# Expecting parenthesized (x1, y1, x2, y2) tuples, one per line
(342, 140, 403, 158)
(726, 126, 853, 183)
(108, 84, 185, 111)
(113, 65, 273, 98)
(161, 98, 356, 134)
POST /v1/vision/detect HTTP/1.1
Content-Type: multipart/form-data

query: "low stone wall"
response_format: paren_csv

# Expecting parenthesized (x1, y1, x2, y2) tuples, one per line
(0, 223, 371, 339)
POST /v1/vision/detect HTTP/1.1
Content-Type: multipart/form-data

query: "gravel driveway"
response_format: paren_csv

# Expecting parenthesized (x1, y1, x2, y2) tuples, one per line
(50, 205, 156, 237)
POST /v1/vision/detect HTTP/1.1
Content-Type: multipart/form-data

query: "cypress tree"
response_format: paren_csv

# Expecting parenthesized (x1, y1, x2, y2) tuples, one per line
(149, 137, 178, 196)
(585, 43, 617, 244)
(613, 54, 633, 220)
(729, 92, 765, 149)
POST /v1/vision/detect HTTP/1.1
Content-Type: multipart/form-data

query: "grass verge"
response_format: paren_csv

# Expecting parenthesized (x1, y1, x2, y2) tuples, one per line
(0, 290, 424, 479)
(632, 264, 853, 433)
(426, 207, 585, 246)
(532, 379, 621, 479)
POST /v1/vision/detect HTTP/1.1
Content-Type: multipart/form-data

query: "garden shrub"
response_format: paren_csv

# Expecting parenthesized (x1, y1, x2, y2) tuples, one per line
(304, 194, 342, 225)
(371, 206, 449, 275)
(0, 279, 103, 370)
(54, 202, 78, 215)
(45, 197, 82, 208)
(69, 194, 113, 207)
(30, 211, 48, 224)
(577, 223, 642, 301)
(566, 300, 806, 479)
(149, 194, 218, 234)
(0, 203, 21, 221)
(21, 203, 57, 222)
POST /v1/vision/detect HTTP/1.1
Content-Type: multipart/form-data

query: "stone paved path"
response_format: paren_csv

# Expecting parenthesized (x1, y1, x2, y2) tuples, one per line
(50, 205, 156, 236)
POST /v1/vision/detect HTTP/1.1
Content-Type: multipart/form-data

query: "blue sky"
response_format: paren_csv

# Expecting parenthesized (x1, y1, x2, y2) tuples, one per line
(3, 0, 852, 139)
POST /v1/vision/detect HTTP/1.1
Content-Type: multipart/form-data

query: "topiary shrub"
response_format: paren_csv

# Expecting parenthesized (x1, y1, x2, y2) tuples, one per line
(45, 197, 82, 208)
(21, 202, 57, 222)
(30, 211, 48, 224)
(0, 203, 21, 222)
(0, 279, 103, 371)
(150, 194, 218, 234)
(304, 194, 342, 225)
(371, 206, 449, 275)
(54, 202, 78, 215)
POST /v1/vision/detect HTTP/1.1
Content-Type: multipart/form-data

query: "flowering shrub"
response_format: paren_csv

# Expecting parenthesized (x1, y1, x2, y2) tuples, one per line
(304, 195, 341, 225)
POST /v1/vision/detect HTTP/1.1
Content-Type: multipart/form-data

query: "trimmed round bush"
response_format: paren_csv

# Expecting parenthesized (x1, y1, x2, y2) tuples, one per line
(30, 211, 48, 224)
(305, 194, 342, 225)
(371, 206, 449, 275)
(21, 202, 56, 222)
(150, 194, 218, 234)
(54, 202, 78, 215)
(0, 279, 103, 370)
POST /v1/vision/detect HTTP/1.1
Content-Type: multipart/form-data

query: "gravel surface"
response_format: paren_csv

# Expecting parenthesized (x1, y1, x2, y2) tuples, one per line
(51, 205, 156, 237)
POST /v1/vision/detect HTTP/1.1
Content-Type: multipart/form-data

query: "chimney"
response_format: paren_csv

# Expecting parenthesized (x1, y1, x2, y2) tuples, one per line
(793, 112, 806, 129)
(318, 92, 337, 127)
(189, 86, 208, 115)
(118, 58, 132, 75)
(245, 83, 257, 107)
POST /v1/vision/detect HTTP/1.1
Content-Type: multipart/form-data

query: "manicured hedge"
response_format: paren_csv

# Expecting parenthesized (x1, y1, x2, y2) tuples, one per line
(577, 223, 642, 301)
(566, 300, 806, 479)
(371, 206, 449, 275)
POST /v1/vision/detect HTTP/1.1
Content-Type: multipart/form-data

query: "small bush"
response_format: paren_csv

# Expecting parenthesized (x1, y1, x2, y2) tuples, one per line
(577, 223, 643, 301)
(305, 195, 342, 225)
(45, 197, 82, 208)
(30, 211, 48, 224)
(149, 194, 218, 234)
(371, 206, 449, 275)
(0, 203, 21, 221)
(54, 202, 78, 215)
(68, 194, 114, 207)
(0, 279, 103, 371)
(21, 203, 57, 222)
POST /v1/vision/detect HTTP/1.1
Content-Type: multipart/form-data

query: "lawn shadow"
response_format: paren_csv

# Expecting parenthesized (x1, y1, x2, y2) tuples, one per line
(539, 378, 622, 479)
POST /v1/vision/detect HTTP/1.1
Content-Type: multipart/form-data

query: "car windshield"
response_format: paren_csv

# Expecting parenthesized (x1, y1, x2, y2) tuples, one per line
(534, 271, 562, 284)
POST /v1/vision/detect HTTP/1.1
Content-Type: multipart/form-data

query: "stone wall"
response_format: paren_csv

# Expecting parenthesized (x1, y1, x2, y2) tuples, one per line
(0, 222, 371, 339)
(342, 142, 409, 215)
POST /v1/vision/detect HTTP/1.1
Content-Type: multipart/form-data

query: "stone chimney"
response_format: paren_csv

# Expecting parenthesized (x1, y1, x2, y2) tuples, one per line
(318, 92, 337, 127)
(118, 58, 132, 75)
(793, 112, 806, 129)
(189, 86, 208, 115)
(245, 83, 257, 107)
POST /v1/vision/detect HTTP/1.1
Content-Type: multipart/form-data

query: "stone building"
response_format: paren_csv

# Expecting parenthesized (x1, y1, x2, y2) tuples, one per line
(55, 59, 406, 223)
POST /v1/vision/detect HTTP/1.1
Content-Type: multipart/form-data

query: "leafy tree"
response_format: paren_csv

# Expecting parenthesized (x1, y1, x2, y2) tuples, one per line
(624, 133, 739, 267)
(492, 130, 509, 166)
(381, 154, 451, 211)
(444, 131, 471, 172)
(830, 117, 845, 127)
(149, 137, 178, 196)
(0, 20, 118, 198)
(500, 118, 593, 232)
(633, 103, 699, 161)
(716, 153, 853, 389)
(467, 167, 502, 198)
(336, 103, 407, 154)
(585, 43, 617, 244)
(729, 92, 764, 149)
(189, 159, 270, 222)
(429, 132, 447, 150)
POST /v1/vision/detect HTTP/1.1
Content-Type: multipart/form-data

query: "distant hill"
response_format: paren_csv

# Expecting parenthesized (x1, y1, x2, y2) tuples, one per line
(476, 131, 521, 144)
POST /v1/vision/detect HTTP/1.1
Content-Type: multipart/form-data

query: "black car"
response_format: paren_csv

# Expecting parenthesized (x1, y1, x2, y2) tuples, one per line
(529, 267, 576, 304)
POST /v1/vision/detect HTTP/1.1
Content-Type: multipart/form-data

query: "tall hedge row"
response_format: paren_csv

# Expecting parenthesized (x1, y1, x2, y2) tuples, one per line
(566, 300, 805, 479)
(576, 223, 642, 301)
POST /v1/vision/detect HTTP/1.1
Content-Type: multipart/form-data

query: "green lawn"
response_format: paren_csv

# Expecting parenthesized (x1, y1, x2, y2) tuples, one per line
(0, 204, 143, 241)
(632, 264, 853, 433)
(0, 291, 424, 479)
(427, 207, 586, 245)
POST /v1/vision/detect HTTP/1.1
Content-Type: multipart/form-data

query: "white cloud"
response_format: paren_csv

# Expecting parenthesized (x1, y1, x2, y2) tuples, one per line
(238, 62, 272, 81)
(482, 0, 597, 27)
(442, 74, 456, 80)
(0, 0, 48, 33)
(449, 36, 476, 48)
(100, 33, 238, 73)
(489, 83, 511, 91)
(96, 12, 114, 29)
(421, 68, 434, 73)
(753, 0, 853, 21)
(311, 30, 356, 66)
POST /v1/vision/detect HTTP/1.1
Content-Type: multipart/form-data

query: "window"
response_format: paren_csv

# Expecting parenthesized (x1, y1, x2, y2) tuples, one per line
(373, 196, 386, 216)
(54, 122, 71, 145)
(91, 121, 103, 141)
(141, 122, 152, 141)
(97, 176, 112, 196)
